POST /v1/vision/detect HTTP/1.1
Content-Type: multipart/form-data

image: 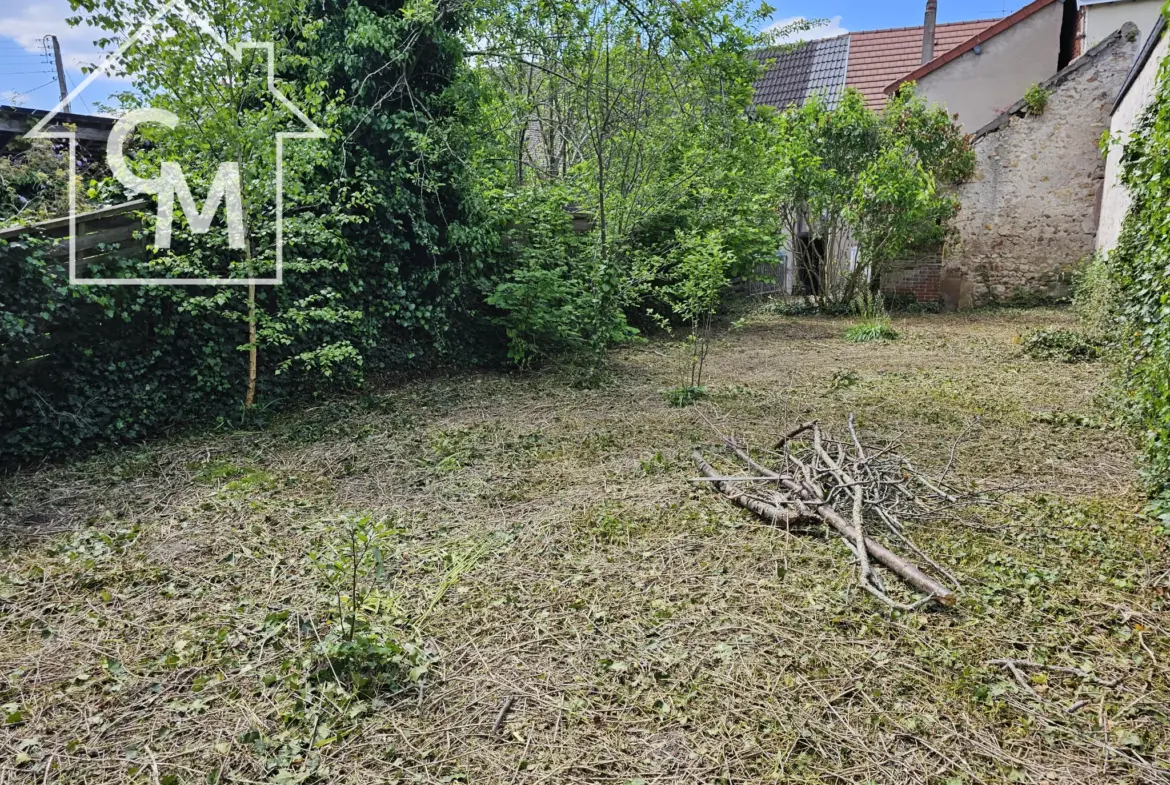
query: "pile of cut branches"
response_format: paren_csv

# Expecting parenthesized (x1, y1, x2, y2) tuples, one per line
(694, 418, 963, 610)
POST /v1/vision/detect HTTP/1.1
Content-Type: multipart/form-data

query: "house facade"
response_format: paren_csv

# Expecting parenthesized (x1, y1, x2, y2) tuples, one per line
(753, 1, 1155, 307)
(1097, 14, 1167, 253)
(1078, 0, 1163, 52)
(886, 0, 1077, 133)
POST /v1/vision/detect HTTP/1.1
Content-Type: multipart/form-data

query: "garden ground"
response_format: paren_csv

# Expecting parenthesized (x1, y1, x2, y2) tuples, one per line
(1, 307, 1167, 784)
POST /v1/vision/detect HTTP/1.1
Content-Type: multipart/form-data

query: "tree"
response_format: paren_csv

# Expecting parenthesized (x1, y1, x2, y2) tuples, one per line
(470, 0, 805, 366)
(67, 0, 359, 409)
(763, 85, 972, 304)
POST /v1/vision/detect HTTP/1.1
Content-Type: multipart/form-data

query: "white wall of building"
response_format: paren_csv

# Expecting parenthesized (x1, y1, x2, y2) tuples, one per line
(1097, 28, 1169, 253)
(1083, 0, 1163, 48)
(915, 2, 1064, 133)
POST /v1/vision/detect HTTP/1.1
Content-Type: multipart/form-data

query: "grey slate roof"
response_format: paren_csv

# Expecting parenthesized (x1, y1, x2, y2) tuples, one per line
(753, 34, 851, 111)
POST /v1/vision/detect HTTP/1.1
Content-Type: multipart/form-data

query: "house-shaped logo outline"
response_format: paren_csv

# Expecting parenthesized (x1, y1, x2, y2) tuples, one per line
(24, 0, 326, 286)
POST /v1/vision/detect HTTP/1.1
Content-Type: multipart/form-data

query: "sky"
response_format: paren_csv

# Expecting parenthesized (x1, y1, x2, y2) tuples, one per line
(0, 0, 125, 113)
(762, 0, 1033, 42)
(0, 0, 1037, 114)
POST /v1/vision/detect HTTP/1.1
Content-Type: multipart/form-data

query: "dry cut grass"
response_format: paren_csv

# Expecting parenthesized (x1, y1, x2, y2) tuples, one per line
(1, 307, 1167, 784)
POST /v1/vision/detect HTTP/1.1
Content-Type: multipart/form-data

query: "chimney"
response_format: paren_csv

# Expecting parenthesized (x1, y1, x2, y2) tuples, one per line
(922, 0, 938, 63)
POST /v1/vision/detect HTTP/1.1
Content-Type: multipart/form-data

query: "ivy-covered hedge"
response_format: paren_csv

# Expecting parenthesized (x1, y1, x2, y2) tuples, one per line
(0, 0, 501, 467)
(1110, 33, 1170, 507)
(0, 230, 499, 465)
(0, 241, 243, 460)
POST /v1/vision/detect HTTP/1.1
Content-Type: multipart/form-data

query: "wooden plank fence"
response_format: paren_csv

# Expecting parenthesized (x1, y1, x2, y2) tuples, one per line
(0, 200, 149, 270)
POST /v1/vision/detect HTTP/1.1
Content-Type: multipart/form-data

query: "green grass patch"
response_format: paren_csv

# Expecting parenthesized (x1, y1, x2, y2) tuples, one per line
(844, 320, 899, 342)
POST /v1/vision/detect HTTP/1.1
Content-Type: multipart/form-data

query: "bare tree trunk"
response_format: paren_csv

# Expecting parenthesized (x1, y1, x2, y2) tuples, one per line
(244, 233, 257, 408)
(246, 282, 257, 408)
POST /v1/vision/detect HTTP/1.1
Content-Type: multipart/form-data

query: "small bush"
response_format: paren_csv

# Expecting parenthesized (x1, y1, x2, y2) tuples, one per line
(1020, 328, 1103, 363)
(844, 321, 899, 342)
(1072, 253, 1117, 341)
(1024, 83, 1049, 116)
(662, 385, 707, 407)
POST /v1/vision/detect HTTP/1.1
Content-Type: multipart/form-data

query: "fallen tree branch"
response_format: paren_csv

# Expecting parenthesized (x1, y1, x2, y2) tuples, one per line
(693, 451, 810, 527)
(695, 436, 958, 607)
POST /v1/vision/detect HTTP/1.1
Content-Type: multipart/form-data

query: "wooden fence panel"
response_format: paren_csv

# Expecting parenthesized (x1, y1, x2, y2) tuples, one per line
(0, 200, 149, 270)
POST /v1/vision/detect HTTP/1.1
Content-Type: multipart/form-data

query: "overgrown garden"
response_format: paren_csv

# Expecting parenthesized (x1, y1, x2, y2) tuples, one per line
(1, 0, 972, 465)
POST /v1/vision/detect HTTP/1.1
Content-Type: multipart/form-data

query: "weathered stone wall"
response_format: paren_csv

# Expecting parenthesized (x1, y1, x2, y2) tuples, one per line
(943, 24, 1140, 308)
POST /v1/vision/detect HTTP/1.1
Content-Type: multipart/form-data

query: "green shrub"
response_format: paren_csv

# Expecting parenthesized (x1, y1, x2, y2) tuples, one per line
(844, 321, 899, 342)
(1072, 253, 1117, 341)
(1020, 328, 1103, 363)
(485, 186, 635, 368)
(1104, 46, 1170, 498)
(309, 515, 427, 693)
(1024, 83, 1050, 115)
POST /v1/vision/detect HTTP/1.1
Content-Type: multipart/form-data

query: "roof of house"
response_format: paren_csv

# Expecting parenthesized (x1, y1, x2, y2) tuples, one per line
(845, 18, 998, 109)
(753, 34, 851, 110)
(886, 0, 1059, 95)
(1111, 13, 1166, 114)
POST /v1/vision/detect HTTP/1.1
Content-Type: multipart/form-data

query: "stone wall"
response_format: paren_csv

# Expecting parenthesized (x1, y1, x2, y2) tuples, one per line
(942, 24, 1140, 308)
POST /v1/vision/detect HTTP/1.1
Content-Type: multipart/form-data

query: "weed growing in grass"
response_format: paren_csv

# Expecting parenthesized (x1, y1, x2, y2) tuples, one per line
(829, 369, 861, 389)
(845, 290, 899, 342)
(639, 451, 670, 475)
(1020, 328, 1103, 363)
(844, 321, 899, 342)
(662, 385, 707, 407)
(309, 515, 427, 693)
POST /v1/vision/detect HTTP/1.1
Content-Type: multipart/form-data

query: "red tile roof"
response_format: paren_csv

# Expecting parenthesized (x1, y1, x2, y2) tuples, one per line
(845, 19, 998, 110)
(885, 0, 1059, 95)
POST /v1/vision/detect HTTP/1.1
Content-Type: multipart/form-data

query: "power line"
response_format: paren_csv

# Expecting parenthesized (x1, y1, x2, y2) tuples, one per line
(64, 70, 91, 114)
(12, 77, 58, 96)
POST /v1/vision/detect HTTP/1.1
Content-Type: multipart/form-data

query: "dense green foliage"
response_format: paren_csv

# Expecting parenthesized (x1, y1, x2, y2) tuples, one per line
(0, 0, 973, 464)
(1, 0, 490, 462)
(469, 0, 790, 366)
(1108, 37, 1170, 506)
(763, 86, 973, 303)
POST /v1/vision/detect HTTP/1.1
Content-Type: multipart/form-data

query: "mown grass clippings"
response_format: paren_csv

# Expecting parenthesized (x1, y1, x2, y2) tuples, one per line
(0, 308, 1165, 784)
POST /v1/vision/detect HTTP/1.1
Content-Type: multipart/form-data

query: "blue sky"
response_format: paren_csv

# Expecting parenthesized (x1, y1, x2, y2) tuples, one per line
(761, 0, 1032, 41)
(0, 0, 1036, 114)
(0, 0, 125, 113)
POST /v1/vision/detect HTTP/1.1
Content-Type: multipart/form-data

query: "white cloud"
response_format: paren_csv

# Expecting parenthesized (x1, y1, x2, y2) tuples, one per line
(0, 0, 104, 63)
(765, 15, 849, 44)
(1, 89, 27, 106)
(0, 0, 134, 82)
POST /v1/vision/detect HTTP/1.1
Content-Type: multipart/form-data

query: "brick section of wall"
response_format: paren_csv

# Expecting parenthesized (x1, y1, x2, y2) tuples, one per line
(880, 251, 944, 303)
(944, 25, 1140, 308)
